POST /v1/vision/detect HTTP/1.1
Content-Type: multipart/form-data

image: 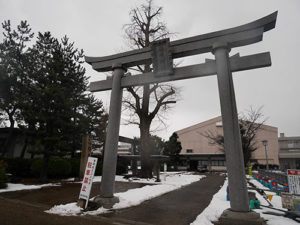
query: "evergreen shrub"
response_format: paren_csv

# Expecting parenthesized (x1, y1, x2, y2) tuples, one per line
(68, 158, 80, 177)
(48, 158, 71, 178)
(31, 157, 71, 178)
(116, 159, 129, 175)
(0, 160, 8, 189)
(4, 158, 32, 178)
(95, 160, 103, 176)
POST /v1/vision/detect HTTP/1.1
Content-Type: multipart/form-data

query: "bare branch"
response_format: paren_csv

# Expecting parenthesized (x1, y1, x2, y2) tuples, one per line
(126, 87, 141, 114)
(149, 87, 175, 120)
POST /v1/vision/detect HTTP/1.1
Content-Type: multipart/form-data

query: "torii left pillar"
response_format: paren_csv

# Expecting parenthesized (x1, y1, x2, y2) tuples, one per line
(94, 63, 125, 208)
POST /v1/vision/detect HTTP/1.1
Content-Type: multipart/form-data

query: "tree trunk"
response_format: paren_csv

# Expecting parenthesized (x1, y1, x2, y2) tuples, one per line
(39, 154, 50, 183)
(139, 61, 153, 178)
(140, 118, 152, 178)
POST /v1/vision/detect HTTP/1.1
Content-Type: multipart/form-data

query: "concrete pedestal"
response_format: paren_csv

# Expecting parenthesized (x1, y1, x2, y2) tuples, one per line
(93, 195, 120, 209)
(213, 209, 266, 225)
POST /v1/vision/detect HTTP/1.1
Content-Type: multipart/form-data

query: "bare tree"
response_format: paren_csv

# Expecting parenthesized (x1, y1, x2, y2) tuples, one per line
(123, 0, 179, 178)
(202, 106, 267, 167)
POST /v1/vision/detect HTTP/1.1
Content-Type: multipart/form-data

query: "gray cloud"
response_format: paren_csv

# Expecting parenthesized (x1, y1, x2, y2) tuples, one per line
(1, 0, 299, 139)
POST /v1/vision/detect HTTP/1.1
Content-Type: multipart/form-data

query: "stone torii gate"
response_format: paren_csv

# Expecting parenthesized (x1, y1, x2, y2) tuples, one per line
(86, 12, 277, 224)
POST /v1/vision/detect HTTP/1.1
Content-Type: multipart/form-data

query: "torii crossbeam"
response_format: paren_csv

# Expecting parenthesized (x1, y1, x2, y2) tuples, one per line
(86, 12, 277, 222)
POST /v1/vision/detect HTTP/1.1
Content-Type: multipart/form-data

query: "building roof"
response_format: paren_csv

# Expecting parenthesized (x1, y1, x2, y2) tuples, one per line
(278, 136, 300, 141)
(175, 116, 278, 134)
(176, 116, 222, 135)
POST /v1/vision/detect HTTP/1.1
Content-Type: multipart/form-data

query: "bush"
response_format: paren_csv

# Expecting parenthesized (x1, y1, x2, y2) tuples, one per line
(95, 160, 103, 176)
(31, 158, 42, 177)
(48, 158, 71, 178)
(92, 158, 128, 176)
(31, 157, 71, 178)
(116, 158, 129, 175)
(4, 158, 32, 178)
(0, 160, 9, 189)
(68, 158, 80, 177)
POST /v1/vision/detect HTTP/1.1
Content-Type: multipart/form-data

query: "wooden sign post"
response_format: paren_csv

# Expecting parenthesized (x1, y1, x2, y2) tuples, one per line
(86, 12, 278, 224)
(77, 157, 98, 209)
(79, 135, 91, 179)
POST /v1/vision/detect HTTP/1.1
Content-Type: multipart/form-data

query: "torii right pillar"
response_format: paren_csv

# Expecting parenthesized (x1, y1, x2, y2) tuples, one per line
(213, 41, 266, 225)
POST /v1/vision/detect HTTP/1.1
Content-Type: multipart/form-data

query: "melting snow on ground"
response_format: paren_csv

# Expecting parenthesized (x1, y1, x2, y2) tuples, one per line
(0, 183, 60, 193)
(191, 176, 299, 225)
(46, 172, 205, 216)
(43, 172, 299, 224)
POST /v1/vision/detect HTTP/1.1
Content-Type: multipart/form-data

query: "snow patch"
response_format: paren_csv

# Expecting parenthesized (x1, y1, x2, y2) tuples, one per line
(0, 183, 60, 193)
(191, 176, 299, 225)
(46, 203, 82, 216)
(46, 172, 204, 216)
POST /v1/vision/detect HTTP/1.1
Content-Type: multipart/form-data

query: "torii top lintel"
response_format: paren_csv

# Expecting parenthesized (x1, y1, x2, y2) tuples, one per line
(85, 11, 277, 72)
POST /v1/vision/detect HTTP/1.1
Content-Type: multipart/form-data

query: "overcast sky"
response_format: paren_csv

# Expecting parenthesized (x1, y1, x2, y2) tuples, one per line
(1, 0, 299, 140)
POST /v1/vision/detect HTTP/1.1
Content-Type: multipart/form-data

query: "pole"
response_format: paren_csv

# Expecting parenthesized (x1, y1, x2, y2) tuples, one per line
(156, 161, 161, 182)
(100, 64, 125, 198)
(264, 145, 269, 170)
(79, 135, 90, 179)
(213, 41, 250, 212)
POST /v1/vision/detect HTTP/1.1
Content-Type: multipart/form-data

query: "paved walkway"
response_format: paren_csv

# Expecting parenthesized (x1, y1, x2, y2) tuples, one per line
(103, 174, 225, 225)
(0, 174, 225, 225)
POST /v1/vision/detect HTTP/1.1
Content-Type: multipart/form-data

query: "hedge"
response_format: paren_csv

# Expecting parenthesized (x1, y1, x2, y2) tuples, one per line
(3, 158, 32, 178)
(0, 160, 8, 189)
(1, 156, 129, 179)
(68, 158, 80, 177)
(31, 157, 71, 178)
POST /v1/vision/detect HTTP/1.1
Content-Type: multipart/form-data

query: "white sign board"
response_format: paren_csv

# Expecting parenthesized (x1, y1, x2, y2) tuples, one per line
(281, 192, 293, 210)
(287, 169, 300, 195)
(79, 157, 98, 207)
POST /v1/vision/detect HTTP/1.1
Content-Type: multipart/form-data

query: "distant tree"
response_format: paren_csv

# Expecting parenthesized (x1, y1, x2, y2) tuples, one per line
(122, 0, 179, 178)
(0, 20, 34, 155)
(163, 132, 182, 170)
(133, 135, 165, 155)
(82, 95, 108, 153)
(0, 111, 6, 128)
(202, 107, 266, 167)
(21, 32, 107, 182)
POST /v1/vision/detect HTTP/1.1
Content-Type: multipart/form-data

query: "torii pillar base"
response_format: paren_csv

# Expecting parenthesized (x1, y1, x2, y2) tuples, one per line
(213, 209, 266, 225)
(93, 196, 120, 209)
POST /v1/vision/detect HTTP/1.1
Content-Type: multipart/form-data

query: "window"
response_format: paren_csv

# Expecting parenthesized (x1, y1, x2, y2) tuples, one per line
(211, 160, 225, 166)
(289, 149, 300, 152)
(186, 149, 193, 153)
(288, 142, 294, 148)
(198, 160, 208, 166)
(218, 160, 225, 166)
(212, 160, 218, 166)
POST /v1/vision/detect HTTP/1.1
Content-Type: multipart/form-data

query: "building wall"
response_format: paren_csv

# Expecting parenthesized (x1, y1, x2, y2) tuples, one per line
(0, 128, 31, 158)
(278, 134, 300, 169)
(176, 116, 279, 166)
(251, 126, 279, 165)
(177, 117, 224, 155)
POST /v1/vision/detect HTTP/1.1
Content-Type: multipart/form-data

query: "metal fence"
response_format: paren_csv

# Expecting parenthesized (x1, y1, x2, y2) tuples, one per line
(257, 169, 288, 185)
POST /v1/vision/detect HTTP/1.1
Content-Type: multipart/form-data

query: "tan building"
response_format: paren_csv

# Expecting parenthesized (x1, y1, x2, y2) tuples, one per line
(176, 116, 279, 171)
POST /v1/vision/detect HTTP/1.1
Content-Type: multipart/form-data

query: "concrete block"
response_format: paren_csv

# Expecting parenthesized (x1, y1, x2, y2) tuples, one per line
(213, 209, 266, 225)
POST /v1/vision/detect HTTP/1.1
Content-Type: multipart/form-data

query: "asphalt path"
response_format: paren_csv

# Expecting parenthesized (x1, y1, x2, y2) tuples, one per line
(0, 174, 225, 225)
(103, 174, 225, 225)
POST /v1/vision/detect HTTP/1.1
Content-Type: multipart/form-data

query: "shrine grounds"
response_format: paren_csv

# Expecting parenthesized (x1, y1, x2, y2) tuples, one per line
(0, 173, 223, 225)
(0, 172, 298, 225)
